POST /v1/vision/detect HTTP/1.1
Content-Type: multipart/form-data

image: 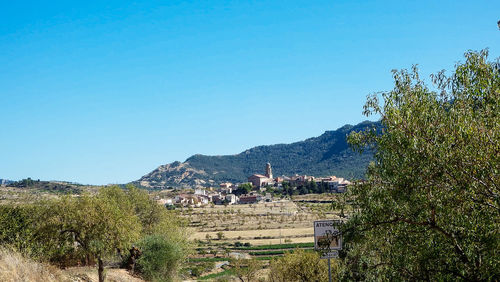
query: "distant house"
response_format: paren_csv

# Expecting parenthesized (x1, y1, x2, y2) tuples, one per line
(175, 194, 208, 207)
(225, 194, 237, 204)
(290, 175, 315, 186)
(219, 187, 233, 194)
(207, 193, 220, 202)
(175, 194, 191, 205)
(198, 195, 209, 205)
(219, 182, 233, 189)
(194, 188, 207, 196)
(211, 195, 224, 205)
(157, 198, 173, 206)
(315, 176, 351, 193)
(239, 195, 259, 204)
(248, 163, 274, 187)
(248, 174, 273, 187)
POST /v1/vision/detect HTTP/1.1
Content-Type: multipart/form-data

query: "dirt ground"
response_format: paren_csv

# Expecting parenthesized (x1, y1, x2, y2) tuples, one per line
(62, 267, 144, 282)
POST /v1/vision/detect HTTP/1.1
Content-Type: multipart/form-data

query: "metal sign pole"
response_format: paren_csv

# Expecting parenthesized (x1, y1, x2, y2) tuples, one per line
(328, 258, 332, 282)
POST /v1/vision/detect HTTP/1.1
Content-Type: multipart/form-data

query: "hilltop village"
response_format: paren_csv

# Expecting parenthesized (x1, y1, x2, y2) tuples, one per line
(157, 163, 351, 207)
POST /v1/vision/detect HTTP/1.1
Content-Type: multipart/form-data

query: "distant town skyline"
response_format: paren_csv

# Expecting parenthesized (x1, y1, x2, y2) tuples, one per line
(1, 0, 499, 184)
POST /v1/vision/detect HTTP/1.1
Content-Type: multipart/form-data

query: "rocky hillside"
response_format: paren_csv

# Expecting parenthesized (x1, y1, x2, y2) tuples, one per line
(133, 120, 379, 189)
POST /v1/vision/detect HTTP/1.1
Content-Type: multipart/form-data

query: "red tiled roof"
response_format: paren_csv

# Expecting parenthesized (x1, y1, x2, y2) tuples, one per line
(249, 174, 268, 178)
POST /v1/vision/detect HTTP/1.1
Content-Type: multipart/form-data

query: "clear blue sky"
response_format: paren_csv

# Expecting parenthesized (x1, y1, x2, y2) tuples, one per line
(1, 0, 499, 184)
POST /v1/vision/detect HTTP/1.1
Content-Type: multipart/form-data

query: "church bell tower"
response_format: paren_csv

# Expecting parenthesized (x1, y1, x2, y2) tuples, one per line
(266, 163, 273, 179)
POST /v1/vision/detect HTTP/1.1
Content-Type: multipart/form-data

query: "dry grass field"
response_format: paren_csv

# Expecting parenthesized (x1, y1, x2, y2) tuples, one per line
(182, 197, 341, 246)
(0, 248, 143, 282)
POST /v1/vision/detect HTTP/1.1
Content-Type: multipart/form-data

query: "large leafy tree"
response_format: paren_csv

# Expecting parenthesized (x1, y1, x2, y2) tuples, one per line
(344, 50, 499, 280)
(41, 187, 142, 282)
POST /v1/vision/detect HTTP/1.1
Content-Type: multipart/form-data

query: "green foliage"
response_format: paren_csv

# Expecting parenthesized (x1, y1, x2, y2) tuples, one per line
(233, 241, 251, 248)
(35, 186, 142, 281)
(41, 187, 141, 262)
(135, 235, 185, 282)
(216, 231, 224, 240)
(0, 205, 38, 253)
(0, 185, 190, 281)
(344, 50, 500, 280)
(234, 183, 253, 195)
(9, 178, 82, 194)
(198, 268, 236, 280)
(232, 257, 263, 282)
(268, 249, 331, 282)
(126, 185, 190, 244)
(11, 177, 37, 187)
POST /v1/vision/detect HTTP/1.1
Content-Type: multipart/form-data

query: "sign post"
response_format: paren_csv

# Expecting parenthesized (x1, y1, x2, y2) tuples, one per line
(314, 220, 342, 282)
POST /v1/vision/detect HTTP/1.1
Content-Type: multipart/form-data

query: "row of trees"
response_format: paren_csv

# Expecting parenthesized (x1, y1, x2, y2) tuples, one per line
(0, 185, 190, 282)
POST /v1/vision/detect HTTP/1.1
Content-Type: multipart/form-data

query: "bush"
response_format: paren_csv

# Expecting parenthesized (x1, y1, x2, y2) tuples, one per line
(189, 261, 215, 277)
(268, 249, 331, 282)
(135, 235, 185, 282)
(0, 205, 38, 254)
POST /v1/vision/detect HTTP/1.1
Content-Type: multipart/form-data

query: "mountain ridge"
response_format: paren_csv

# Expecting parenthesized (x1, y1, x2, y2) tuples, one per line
(133, 120, 379, 189)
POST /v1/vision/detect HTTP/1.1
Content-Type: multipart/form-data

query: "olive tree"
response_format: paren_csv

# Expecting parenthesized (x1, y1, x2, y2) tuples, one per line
(344, 50, 499, 280)
(42, 187, 141, 282)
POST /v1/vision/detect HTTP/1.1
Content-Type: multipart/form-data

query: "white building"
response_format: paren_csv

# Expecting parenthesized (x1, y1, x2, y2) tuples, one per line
(225, 194, 237, 204)
(195, 188, 207, 196)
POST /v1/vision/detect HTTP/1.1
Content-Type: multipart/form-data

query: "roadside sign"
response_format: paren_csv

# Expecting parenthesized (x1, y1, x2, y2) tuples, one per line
(321, 250, 339, 259)
(314, 220, 342, 282)
(314, 220, 342, 252)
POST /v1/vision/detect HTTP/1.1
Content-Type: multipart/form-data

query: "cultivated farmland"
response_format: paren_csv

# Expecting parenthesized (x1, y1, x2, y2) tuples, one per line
(177, 194, 347, 279)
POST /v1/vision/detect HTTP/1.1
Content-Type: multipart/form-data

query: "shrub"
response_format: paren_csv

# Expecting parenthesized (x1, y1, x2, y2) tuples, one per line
(216, 232, 224, 240)
(268, 249, 331, 282)
(0, 205, 38, 255)
(189, 261, 215, 277)
(135, 235, 185, 282)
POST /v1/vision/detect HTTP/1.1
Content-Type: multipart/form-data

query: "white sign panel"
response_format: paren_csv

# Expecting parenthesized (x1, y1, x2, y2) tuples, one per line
(314, 220, 342, 253)
(321, 250, 339, 259)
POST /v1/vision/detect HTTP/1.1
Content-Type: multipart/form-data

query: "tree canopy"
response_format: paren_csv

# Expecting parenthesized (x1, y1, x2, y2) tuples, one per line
(0, 185, 190, 282)
(344, 50, 499, 280)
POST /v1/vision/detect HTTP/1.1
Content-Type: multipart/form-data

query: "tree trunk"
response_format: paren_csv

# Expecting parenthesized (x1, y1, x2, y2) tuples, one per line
(98, 257, 104, 282)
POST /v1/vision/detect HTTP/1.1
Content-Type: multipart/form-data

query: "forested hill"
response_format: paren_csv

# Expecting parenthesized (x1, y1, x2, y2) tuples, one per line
(133, 120, 379, 189)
